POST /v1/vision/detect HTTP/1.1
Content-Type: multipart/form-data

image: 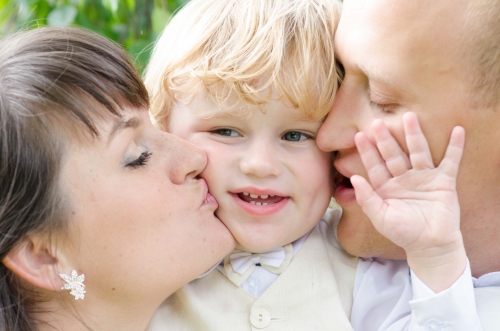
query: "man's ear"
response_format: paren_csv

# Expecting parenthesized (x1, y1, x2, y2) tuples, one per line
(2, 235, 67, 292)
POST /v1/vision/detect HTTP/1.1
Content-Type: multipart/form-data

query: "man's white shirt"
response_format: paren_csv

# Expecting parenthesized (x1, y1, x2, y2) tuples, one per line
(352, 257, 495, 331)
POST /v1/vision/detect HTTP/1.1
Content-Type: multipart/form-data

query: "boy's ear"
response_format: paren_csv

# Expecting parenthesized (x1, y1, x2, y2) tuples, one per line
(2, 235, 67, 292)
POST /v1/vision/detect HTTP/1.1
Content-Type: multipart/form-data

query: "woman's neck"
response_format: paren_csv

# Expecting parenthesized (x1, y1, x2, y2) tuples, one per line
(35, 296, 158, 331)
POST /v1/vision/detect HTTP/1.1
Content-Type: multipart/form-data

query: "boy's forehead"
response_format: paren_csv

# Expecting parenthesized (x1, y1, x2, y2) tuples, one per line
(186, 88, 322, 122)
(188, 102, 321, 124)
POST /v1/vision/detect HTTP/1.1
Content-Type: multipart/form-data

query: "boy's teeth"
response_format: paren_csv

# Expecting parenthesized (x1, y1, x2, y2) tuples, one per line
(245, 193, 270, 199)
(238, 192, 284, 206)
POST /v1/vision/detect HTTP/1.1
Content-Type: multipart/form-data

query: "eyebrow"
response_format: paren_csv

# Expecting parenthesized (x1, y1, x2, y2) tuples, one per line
(359, 64, 393, 86)
(107, 116, 142, 144)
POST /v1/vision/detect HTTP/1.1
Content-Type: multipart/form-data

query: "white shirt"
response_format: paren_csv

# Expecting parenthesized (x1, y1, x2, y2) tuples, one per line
(351, 257, 494, 331)
(221, 230, 486, 331)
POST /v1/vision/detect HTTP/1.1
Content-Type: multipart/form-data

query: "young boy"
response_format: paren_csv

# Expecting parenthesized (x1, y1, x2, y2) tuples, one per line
(144, 0, 480, 330)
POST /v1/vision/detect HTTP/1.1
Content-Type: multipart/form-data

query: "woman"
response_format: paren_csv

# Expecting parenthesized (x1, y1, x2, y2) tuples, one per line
(0, 27, 235, 331)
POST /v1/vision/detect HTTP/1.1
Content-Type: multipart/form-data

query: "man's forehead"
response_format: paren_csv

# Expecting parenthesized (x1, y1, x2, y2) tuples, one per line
(341, 0, 468, 34)
(336, 0, 468, 72)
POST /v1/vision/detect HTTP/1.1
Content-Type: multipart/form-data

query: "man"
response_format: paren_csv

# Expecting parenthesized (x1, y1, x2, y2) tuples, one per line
(317, 0, 500, 329)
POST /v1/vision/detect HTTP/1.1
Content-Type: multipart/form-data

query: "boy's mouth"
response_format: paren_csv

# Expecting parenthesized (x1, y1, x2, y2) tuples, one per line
(237, 192, 285, 205)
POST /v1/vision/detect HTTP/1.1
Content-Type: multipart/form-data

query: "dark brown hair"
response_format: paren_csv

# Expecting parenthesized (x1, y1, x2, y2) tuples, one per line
(0, 27, 148, 331)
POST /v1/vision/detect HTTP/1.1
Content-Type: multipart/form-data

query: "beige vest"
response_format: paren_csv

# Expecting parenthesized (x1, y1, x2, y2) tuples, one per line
(147, 210, 358, 331)
(475, 286, 500, 330)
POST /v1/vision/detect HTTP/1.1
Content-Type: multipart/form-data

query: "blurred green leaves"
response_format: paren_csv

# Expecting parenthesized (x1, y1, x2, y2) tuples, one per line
(0, 0, 189, 71)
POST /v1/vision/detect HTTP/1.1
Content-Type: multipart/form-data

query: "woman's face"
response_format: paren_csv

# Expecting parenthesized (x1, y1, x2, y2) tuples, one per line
(59, 107, 234, 309)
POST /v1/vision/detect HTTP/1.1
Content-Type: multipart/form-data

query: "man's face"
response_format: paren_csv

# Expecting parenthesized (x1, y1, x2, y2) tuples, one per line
(317, 0, 500, 264)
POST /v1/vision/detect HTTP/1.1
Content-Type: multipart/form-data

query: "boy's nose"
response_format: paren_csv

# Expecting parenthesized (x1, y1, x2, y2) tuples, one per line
(239, 142, 282, 178)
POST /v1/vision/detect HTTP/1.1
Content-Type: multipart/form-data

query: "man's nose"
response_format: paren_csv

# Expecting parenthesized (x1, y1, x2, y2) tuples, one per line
(239, 140, 282, 178)
(317, 83, 359, 152)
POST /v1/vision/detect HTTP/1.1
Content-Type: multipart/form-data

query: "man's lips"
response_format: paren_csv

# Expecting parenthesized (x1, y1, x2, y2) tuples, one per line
(333, 171, 353, 187)
(333, 174, 356, 205)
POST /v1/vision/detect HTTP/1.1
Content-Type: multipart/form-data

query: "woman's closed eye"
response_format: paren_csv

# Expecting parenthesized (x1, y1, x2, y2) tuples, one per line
(211, 128, 241, 137)
(282, 131, 312, 142)
(126, 151, 152, 168)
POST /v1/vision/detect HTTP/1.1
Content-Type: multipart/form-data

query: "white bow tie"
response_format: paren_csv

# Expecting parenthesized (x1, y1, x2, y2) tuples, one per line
(224, 244, 293, 286)
(230, 247, 287, 275)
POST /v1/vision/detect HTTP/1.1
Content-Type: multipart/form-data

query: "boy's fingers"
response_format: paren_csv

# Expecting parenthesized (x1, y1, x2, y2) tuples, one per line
(355, 132, 392, 189)
(438, 126, 465, 179)
(403, 112, 434, 170)
(372, 119, 411, 177)
(351, 175, 385, 228)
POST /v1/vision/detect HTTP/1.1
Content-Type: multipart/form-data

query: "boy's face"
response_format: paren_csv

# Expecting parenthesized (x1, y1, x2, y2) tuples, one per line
(167, 92, 333, 252)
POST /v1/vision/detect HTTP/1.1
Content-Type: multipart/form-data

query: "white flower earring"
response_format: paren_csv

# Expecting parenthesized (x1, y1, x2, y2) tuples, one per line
(59, 270, 86, 300)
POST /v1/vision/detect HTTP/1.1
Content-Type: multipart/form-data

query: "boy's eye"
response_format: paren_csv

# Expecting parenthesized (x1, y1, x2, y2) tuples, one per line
(282, 131, 310, 142)
(212, 128, 241, 137)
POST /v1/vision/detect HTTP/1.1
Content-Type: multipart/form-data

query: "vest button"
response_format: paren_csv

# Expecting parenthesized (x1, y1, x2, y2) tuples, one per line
(250, 308, 271, 329)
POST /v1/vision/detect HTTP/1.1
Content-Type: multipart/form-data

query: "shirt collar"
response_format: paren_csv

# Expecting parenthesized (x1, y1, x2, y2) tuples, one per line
(473, 271, 500, 288)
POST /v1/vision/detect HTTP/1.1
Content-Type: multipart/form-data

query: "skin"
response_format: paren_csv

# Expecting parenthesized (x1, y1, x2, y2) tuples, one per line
(317, 0, 500, 277)
(167, 91, 333, 253)
(51, 107, 235, 331)
(352, 113, 467, 292)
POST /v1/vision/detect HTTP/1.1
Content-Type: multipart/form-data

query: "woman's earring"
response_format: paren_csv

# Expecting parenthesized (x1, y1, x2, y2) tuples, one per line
(59, 270, 86, 300)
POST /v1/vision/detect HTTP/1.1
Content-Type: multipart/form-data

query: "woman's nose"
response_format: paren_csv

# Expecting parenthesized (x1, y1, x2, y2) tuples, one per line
(164, 132, 207, 184)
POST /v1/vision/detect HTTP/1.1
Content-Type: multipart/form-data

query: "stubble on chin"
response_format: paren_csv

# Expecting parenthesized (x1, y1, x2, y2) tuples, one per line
(337, 207, 406, 259)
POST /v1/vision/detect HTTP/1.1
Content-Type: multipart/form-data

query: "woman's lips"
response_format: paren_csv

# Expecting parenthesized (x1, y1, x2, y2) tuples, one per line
(200, 179, 219, 209)
(202, 192, 218, 208)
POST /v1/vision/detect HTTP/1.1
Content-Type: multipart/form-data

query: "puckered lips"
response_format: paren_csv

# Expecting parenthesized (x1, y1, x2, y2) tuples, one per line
(333, 172, 356, 205)
(232, 189, 289, 216)
(200, 178, 219, 209)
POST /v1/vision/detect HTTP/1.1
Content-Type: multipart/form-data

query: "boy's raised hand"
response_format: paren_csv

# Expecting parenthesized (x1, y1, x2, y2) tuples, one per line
(351, 112, 467, 292)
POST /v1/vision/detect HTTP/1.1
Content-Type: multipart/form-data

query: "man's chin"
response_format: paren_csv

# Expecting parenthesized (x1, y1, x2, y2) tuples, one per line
(337, 209, 407, 259)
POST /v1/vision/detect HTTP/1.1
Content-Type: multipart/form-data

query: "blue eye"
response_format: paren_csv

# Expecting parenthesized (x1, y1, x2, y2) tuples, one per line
(212, 129, 240, 137)
(282, 131, 310, 142)
(126, 151, 152, 168)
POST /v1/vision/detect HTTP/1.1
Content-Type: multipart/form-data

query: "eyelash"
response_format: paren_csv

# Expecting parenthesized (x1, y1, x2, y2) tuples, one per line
(211, 128, 241, 137)
(281, 131, 313, 142)
(369, 100, 396, 113)
(126, 151, 152, 168)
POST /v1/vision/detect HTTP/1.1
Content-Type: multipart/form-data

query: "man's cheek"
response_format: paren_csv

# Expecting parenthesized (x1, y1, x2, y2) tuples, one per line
(385, 121, 409, 155)
(337, 205, 405, 258)
(336, 205, 376, 255)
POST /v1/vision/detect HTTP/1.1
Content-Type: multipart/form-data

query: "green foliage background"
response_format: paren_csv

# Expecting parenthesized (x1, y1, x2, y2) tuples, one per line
(0, 0, 189, 72)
